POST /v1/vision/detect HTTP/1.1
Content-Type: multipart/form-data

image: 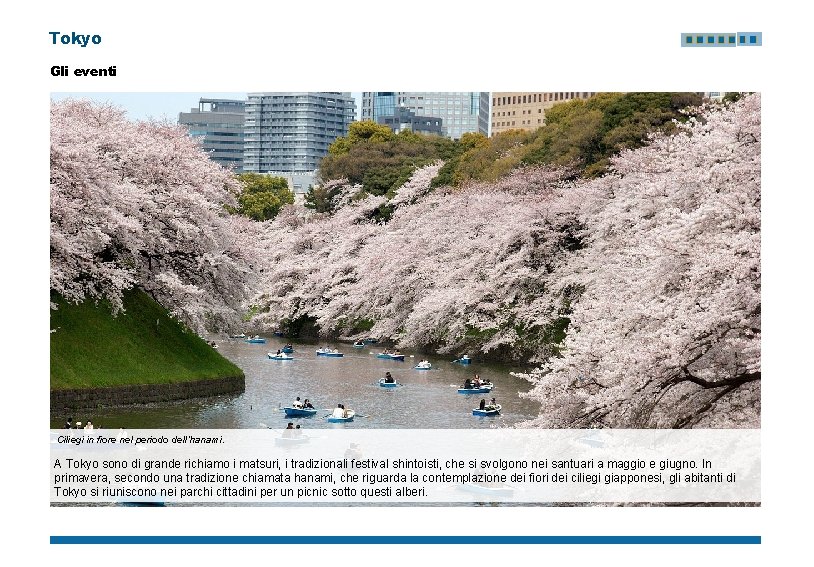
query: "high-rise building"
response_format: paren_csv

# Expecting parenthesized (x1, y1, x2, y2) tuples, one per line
(178, 98, 246, 172)
(377, 107, 443, 136)
(243, 92, 355, 178)
(361, 92, 489, 140)
(491, 92, 596, 135)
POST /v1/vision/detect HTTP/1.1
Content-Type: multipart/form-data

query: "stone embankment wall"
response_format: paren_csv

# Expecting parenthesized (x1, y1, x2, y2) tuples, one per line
(51, 376, 245, 412)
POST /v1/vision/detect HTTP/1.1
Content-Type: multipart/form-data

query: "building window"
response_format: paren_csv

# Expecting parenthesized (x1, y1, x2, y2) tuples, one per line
(750, 35, 757, 43)
(718, 36, 725, 43)
(698, 36, 704, 43)
(686, 36, 693, 43)
(707, 36, 715, 44)
(729, 35, 736, 43)
(739, 35, 745, 43)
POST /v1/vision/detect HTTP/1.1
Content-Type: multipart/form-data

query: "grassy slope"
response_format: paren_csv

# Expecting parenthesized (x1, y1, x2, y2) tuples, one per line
(50, 289, 242, 390)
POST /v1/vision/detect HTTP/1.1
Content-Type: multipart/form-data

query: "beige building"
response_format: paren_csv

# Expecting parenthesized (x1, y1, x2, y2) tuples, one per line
(491, 92, 596, 135)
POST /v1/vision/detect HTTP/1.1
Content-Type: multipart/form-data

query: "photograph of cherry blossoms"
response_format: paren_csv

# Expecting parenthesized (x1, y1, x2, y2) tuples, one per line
(51, 92, 760, 430)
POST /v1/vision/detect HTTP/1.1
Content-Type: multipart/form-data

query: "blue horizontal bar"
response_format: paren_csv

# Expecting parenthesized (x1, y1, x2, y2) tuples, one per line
(51, 535, 760, 545)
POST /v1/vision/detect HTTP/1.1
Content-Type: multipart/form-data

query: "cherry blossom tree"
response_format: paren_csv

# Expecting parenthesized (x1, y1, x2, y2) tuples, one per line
(251, 162, 577, 358)
(517, 94, 761, 428)
(50, 100, 258, 332)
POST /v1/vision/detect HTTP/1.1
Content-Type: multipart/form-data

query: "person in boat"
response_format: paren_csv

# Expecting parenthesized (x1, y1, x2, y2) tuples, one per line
(293, 397, 303, 409)
(463, 378, 473, 389)
(384, 372, 395, 384)
(283, 422, 295, 438)
(479, 399, 486, 410)
(285, 344, 292, 350)
(65, 416, 73, 429)
(276, 349, 282, 355)
(303, 399, 314, 409)
(473, 374, 481, 387)
(332, 404, 346, 418)
(84, 420, 94, 430)
(487, 397, 498, 410)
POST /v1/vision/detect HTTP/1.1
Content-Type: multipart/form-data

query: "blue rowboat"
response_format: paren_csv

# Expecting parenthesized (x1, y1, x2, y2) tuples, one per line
(326, 410, 355, 423)
(274, 331, 284, 337)
(316, 349, 344, 357)
(363, 338, 378, 344)
(414, 363, 432, 370)
(454, 356, 472, 365)
(245, 336, 266, 344)
(281, 346, 294, 353)
(268, 355, 293, 361)
(376, 353, 391, 359)
(457, 385, 494, 394)
(472, 404, 501, 417)
(353, 341, 365, 348)
(389, 354, 405, 361)
(283, 407, 317, 417)
(379, 379, 400, 388)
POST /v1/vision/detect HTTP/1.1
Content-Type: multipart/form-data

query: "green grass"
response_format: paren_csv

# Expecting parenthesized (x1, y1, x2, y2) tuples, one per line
(50, 289, 243, 390)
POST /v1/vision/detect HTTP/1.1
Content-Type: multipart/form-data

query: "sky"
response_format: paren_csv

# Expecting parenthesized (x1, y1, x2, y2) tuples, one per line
(50, 92, 364, 121)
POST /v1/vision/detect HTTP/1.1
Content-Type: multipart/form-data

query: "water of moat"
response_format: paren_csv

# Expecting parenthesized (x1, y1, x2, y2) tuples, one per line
(51, 337, 541, 430)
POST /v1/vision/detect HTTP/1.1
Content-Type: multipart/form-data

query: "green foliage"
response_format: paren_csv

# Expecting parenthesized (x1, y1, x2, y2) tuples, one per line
(328, 121, 395, 155)
(520, 92, 703, 177)
(319, 126, 442, 196)
(303, 185, 338, 213)
(50, 289, 242, 390)
(234, 173, 294, 221)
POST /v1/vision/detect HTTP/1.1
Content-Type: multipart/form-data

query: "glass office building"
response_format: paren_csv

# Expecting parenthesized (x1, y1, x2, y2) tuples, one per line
(243, 92, 355, 174)
(178, 98, 246, 172)
(361, 92, 490, 139)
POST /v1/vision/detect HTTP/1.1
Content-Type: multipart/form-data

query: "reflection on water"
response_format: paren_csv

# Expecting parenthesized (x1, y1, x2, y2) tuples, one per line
(51, 338, 541, 430)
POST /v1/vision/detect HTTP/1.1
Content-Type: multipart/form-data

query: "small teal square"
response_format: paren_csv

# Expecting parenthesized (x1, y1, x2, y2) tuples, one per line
(729, 36, 735, 43)
(718, 36, 725, 43)
(686, 36, 693, 43)
(698, 36, 704, 43)
(708, 36, 715, 43)
(750, 35, 757, 43)
(740, 35, 746, 43)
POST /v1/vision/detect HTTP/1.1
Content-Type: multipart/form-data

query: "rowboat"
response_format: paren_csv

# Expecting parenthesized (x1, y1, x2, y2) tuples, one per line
(379, 379, 400, 388)
(388, 354, 405, 361)
(414, 362, 432, 370)
(281, 346, 294, 353)
(376, 353, 392, 359)
(229, 333, 246, 339)
(245, 335, 266, 344)
(457, 384, 494, 394)
(352, 341, 365, 348)
(472, 404, 501, 417)
(316, 348, 344, 357)
(283, 407, 317, 417)
(326, 410, 355, 423)
(453, 355, 472, 365)
(268, 353, 294, 360)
